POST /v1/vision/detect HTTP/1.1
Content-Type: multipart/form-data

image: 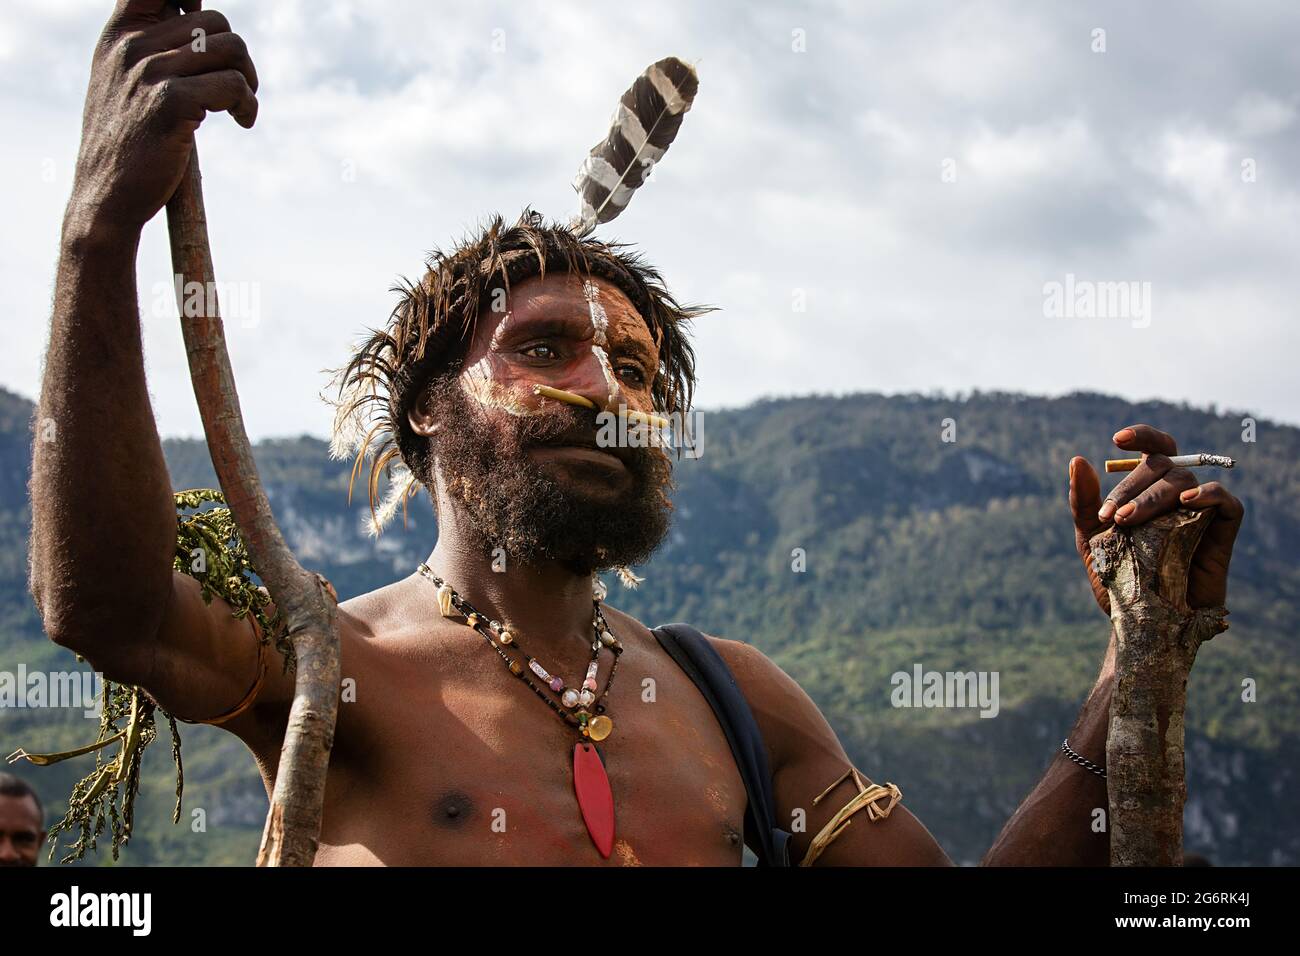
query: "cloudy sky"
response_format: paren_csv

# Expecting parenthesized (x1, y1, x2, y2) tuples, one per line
(2, 0, 1297, 439)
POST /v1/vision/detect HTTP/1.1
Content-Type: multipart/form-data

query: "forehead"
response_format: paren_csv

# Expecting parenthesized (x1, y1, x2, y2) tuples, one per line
(0, 793, 40, 828)
(472, 272, 655, 347)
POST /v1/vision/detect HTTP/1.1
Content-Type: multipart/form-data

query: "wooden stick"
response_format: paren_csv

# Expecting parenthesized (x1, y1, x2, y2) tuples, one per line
(533, 384, 596, 409)
(532, 384, 671, 428)
(1089, 509, 1226, 865)
(165, 146, 341, 867)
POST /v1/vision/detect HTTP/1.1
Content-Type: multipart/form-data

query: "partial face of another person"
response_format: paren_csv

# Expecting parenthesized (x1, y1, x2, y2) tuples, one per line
(0, 794, 44, 867)
(409, 272, 675, 573)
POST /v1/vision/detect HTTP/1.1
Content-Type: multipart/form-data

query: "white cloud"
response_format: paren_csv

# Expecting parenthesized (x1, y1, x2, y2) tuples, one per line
(1, 0, 1297, 439)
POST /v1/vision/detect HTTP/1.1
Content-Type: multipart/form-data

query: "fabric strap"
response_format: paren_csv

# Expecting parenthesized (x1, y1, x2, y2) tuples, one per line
(650, 623, 792, 867)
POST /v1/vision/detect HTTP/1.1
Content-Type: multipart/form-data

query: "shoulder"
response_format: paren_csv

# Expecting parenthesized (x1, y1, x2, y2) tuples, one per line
(336, 572, 430, 643)
(701, 633, 842, 773)
(704, 635, 794, 696)
(704, 634, 803, 702)
(242, 575, 417, 721)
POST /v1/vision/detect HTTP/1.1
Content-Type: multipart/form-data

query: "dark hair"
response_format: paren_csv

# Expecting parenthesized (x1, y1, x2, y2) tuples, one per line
(0, 771, 43, 826)
(328, 208, 711, 526)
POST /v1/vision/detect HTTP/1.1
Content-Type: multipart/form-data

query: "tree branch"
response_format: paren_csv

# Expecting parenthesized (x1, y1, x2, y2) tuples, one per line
(165, 146, 341, 867)
(1090, 508, 1225, 866)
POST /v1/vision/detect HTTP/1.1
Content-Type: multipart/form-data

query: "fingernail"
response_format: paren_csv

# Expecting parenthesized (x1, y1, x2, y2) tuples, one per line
(1098, 501, 1116, 521)
(1116, 502, 1136, 520)
(1114, 428, 1135, 444)
(1181, 488, 1200, 501)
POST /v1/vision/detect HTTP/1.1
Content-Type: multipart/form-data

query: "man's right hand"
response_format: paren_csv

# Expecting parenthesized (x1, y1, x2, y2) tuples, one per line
(68, 0, 258, 242)
(32, 0, 278, 745)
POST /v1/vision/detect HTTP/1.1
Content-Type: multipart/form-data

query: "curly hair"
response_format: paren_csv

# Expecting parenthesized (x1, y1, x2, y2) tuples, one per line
(326, 208, 711, 533)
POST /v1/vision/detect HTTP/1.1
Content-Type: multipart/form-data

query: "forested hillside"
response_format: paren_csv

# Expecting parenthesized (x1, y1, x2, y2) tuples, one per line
(2, 387, 1295, 865)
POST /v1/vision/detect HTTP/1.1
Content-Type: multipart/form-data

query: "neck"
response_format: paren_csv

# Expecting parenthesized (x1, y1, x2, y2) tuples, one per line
(423, 517, 598, 651)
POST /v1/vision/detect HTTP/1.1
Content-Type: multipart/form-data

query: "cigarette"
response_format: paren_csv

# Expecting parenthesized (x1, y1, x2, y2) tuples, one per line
(532, 384, 670, 429)
(1105, 453, 1236, 473)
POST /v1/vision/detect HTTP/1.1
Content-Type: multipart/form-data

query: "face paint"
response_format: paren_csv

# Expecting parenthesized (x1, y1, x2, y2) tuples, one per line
(583, 281, 620, 408)
(461, 354, 539, 417)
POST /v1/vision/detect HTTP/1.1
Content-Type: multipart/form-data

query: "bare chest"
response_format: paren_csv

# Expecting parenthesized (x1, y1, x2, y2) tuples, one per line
(306, 635, 747, 866)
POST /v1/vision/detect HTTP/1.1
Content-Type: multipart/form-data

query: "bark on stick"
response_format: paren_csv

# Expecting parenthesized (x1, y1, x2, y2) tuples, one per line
(1090, 508, 1226, 866)
(165, 148, 341, 867)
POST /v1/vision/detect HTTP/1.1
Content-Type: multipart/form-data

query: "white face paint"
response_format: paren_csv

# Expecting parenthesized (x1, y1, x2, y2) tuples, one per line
(455, 309, 542, 417)
(461, 353, 538, 417)
(584, 281, 620, 408)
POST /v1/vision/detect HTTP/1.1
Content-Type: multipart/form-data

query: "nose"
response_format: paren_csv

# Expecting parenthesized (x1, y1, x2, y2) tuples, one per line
(556, 345, 623, 413)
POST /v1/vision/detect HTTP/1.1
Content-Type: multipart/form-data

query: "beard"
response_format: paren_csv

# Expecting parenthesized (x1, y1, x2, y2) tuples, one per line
(424, 375, 674, 575)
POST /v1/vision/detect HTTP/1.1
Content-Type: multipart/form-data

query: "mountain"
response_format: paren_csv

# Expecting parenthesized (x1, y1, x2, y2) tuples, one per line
(1, 385, 1296, 866)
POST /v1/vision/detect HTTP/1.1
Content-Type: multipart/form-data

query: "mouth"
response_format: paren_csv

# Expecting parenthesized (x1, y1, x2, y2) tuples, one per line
(537, 445, 627, 469)
(530, 430, 632, 471)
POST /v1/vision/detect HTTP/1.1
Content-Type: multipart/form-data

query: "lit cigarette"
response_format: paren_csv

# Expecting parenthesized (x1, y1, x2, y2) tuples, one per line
(532, 384, 670, 429)
(1105, 453, 1236, 473)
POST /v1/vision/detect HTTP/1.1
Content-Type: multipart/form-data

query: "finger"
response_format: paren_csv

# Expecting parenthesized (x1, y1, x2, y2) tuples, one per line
(1112, 424, 1178, 457)
(1099, 452, 1172, 521)
(1069, 457, 1111, 614)
(1114, 467, 1198, 525)
(161, 69, 258, 128)
(116, 1, 201, 16)
(1069, 456, 1103, 534)
(1181, 481, 1244, 519)
(1181, 483, 1245, 608)
(114, 0, 202, 24)
(144, 31, 257, 93)
(1181, 481, 1245, 555)
(139, 8, 230, 55)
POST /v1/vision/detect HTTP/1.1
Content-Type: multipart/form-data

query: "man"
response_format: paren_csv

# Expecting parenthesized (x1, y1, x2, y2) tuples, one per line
(0, 773, 46, 867)
(29, 1, 1243, 865)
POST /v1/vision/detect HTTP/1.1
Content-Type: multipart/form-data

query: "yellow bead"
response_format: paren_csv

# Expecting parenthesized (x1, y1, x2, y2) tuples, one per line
(587, 716, 613, 741)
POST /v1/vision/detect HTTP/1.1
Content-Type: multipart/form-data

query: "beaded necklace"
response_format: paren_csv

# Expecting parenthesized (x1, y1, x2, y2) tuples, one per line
(417, 564, 623, 857)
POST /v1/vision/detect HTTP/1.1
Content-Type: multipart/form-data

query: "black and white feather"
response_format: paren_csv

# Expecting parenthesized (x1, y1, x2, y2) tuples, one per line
(570, 56, 699, 236)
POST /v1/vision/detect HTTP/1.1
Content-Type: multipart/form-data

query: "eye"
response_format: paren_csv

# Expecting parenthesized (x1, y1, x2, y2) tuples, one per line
(617, 363, 647, 385)
(521, 343, 559, 361)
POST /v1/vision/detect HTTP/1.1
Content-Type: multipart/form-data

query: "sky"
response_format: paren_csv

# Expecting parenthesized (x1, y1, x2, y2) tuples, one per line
(2, 0, 1297, 439)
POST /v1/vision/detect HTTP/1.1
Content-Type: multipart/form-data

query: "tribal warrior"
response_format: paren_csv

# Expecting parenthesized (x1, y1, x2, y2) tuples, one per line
(27, 1, 1243, 865)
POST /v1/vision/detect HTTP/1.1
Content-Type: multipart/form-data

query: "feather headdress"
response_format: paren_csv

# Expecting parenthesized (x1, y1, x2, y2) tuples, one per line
(327, 56, 704, 578)
(570, 57, 699, 236)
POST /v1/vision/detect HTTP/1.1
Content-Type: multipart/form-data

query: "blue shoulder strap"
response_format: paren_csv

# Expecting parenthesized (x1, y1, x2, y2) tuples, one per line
(650, 623, 792, 867)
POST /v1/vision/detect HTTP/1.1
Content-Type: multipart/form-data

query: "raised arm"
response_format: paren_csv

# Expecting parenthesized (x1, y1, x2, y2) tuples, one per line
(981, 641, 1113, 864)
(29, 0, 279, 731)
(984, 424, 1241, 865)
(710, 423, 1241, 867)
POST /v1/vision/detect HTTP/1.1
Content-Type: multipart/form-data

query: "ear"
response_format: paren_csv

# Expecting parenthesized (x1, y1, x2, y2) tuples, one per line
(406, 384, 440, 438)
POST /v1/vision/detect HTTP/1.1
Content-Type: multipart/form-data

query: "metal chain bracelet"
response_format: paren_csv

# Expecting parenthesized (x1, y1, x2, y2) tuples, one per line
(1060, 738, 1107, 778)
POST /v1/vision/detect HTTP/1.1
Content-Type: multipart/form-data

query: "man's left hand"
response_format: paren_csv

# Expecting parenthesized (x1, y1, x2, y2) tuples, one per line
(1068, 423, 1244, 615)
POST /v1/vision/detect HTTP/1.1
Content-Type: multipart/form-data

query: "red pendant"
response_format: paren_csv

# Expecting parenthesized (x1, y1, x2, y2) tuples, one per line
(573, 741, 615, 858)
